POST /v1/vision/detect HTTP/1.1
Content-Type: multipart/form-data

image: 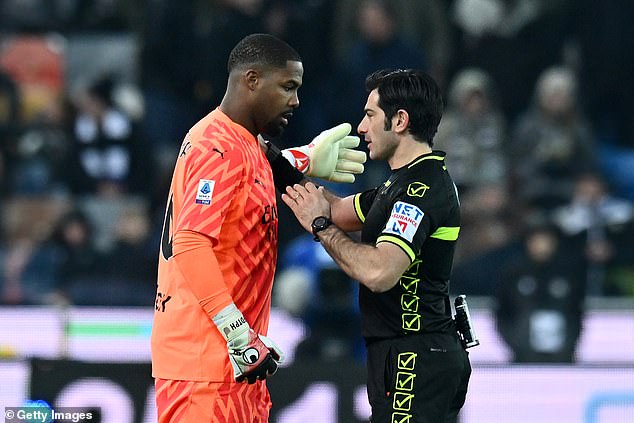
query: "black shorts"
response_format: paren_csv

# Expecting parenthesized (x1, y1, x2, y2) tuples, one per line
(365, 332, 471, 423)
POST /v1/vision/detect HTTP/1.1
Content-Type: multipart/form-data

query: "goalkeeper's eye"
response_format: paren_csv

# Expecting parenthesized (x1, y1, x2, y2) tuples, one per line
(282, 82, 299, 92)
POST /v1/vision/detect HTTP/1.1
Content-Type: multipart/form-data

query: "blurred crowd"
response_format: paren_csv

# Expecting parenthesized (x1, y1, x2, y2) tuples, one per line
(0, 0, 633, 363)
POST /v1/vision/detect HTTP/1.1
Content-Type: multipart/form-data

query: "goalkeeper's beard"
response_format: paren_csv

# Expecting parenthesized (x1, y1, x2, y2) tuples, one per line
(262, 118, 288, 138)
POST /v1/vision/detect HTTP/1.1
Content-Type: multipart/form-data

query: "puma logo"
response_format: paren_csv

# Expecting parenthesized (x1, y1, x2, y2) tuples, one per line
(212, 148, 225, 159)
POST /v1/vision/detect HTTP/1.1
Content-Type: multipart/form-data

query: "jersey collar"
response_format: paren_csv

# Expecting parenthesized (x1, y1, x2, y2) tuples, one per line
(212, 108, 257, 143)
(406, 150, 446, 169)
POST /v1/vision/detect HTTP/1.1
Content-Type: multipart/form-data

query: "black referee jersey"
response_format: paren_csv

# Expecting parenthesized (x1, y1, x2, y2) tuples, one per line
(352, 151, 460, 339)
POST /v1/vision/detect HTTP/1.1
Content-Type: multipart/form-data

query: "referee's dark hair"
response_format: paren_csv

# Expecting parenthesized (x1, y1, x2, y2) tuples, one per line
(366, 69, 443, 146)
(228, 33, 301, 73)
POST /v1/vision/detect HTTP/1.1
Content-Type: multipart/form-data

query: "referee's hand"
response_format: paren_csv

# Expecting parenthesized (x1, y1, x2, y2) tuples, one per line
(282, 183, 331, 234)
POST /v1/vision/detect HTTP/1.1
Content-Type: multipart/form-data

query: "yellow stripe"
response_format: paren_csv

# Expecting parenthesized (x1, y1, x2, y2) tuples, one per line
(377, 235, 415, 262)
(354, 193, 365, 223)
(408, 155, 444, 168)
(430, 226, 460, 241)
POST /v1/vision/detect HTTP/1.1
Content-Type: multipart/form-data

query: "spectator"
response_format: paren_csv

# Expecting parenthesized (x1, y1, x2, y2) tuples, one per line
(435, 67, 507, 193)
(434, 68, 514, 265)
(509, 66, 595, 211)
(139, 0, 213, 157)
(0, 69, 20, 142)
(0, 151, 5, 199)
(332, 0, 451, 87)
(7, 96, 74, 196)
(495, 220, 586, 363)
(0, 69, 17, 209)
(454, 184, 515, 265)
(449, 0, 570, 121)
(1, 238, 62, 305)
(333, 0, 429, 190)
(552, 172, 634, 296)
(99, 207, 157, 305)
(63, 0, 142, 33)
(572, 0, 634, 147)
(0, 197, 70, 305)
(49, 209, 106, 305)
(53, 207, 155, 306)
(68, 74, 147, 197)
(333, 0, 429, 123)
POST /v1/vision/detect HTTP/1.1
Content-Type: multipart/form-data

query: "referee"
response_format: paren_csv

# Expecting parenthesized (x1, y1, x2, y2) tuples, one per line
(281, 69, 472, 423)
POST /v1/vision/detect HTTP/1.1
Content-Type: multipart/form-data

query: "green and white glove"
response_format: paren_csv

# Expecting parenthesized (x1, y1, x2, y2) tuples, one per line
(213, 303, 283, 384)
(282, 123, 367, 183)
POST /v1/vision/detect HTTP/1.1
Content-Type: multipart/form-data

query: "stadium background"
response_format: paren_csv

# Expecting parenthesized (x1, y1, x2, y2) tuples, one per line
(0, 1, 632, 422)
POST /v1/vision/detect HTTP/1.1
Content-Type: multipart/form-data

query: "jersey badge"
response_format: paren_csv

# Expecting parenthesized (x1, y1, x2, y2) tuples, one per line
(195, 179, 215, 204)
(384, 201, 424, 242)
(407, 182, 430, 198)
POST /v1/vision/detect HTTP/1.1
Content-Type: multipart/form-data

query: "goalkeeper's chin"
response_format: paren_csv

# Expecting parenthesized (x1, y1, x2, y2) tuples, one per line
(262, 120, 288, 138)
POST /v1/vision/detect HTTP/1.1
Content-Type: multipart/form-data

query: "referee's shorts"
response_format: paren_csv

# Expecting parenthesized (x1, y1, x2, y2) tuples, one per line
(366, 331, 471, 423)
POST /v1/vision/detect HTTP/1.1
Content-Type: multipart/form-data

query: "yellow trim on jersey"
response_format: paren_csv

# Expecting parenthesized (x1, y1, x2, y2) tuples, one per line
(430, 226, 460, 241)
(408, 155, 444, 168)
(354, 193, 365, 223)
(377, 235, 415, 262)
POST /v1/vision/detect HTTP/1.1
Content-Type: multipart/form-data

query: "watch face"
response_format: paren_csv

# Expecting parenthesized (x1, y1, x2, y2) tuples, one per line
(312, 216, 331, 234)
(314, 217, 328, 227)
(312, 216, 331, 240)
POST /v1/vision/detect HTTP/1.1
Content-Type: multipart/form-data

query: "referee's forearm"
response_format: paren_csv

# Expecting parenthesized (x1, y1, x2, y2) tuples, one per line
(316, 226, 396, 293)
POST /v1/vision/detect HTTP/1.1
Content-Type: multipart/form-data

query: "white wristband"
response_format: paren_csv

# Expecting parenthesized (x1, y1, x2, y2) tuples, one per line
(212, 303, 249, 344)
(281, 149, 297, 168)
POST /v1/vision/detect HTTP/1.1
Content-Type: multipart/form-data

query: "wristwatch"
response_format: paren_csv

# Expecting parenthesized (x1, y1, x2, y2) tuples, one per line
(311, 216, 332, 241)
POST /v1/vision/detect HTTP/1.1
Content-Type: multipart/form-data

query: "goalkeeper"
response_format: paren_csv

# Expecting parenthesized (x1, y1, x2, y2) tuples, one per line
(150, 33, 366, 423)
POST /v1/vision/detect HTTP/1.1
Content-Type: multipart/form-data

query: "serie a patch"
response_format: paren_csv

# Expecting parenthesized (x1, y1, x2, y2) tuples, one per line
(195, 179, 215, 204)
(383, 201, 424, 242)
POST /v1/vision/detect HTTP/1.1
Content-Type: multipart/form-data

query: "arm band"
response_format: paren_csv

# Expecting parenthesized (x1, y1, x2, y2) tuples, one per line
(264, 140, 305, 192)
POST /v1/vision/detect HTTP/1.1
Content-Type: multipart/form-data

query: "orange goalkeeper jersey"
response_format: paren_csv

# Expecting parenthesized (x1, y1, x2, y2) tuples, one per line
(151, 108, 278, 381)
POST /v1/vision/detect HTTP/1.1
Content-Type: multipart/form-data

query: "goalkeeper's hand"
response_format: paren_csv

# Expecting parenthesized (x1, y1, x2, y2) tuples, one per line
(282, 123, 367, 183)
(213, 303, 283, 384)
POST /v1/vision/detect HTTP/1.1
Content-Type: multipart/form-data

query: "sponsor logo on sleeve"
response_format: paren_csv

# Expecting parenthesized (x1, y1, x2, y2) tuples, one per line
(383, 201, 424, 242)
(195, 179, 215, 205)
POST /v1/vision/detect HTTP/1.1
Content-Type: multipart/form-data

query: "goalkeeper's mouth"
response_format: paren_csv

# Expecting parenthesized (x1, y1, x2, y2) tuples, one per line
(281, 112, 293, 126)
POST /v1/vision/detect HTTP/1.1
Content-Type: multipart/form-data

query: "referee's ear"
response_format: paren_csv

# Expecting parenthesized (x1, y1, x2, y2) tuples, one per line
(393, 109, 409, 134)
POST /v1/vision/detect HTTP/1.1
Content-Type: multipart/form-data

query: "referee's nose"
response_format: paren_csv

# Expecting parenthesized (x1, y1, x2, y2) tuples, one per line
(358, 116, 369, 140)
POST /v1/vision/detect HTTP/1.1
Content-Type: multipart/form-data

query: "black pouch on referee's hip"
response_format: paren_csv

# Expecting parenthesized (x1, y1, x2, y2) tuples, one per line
(454, 295, 480, 349)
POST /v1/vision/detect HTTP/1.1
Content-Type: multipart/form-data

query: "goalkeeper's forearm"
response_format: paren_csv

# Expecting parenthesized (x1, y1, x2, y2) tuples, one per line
(262, 138, 308, 192)
(263, 137, 366, 233)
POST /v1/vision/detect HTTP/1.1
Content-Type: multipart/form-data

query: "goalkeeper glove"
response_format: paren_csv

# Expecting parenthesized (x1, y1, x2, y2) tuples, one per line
(282, 123, 367, 183)
(213, 303, 283, 384)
